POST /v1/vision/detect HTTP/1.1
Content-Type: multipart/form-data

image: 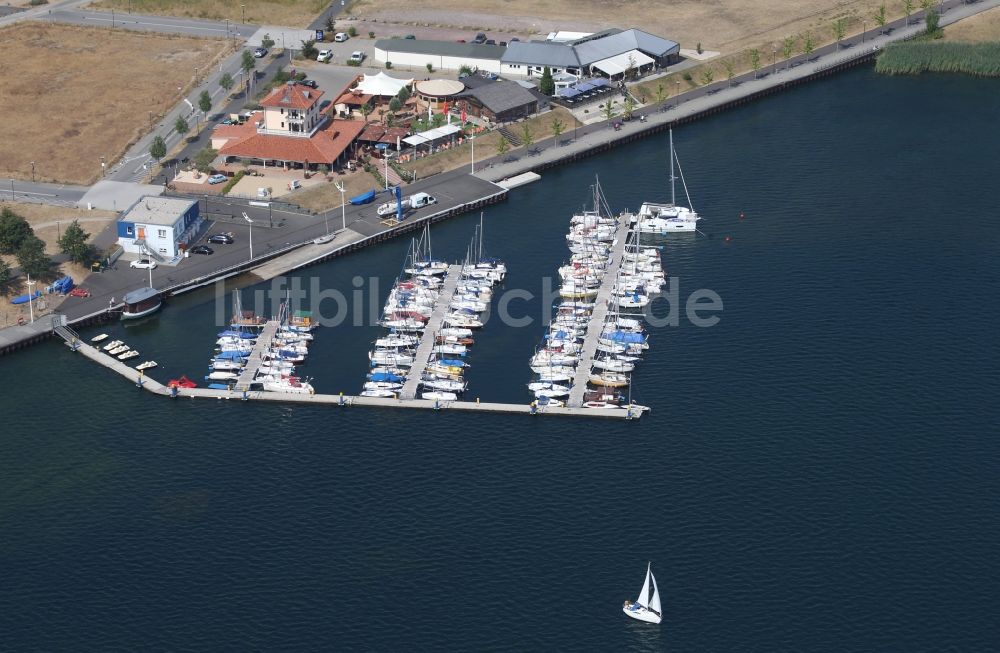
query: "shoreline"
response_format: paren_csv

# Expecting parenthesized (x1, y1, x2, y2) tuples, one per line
(1, 0, 998, 356)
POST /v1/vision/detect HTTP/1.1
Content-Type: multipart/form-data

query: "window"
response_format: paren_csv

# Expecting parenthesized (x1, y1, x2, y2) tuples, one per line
(126, 226, 133, 235)
(281, 122, 285, 128)
(159, 247, 167, 254)
(281, 108, 284, 114)
(157, 229, 166, 238)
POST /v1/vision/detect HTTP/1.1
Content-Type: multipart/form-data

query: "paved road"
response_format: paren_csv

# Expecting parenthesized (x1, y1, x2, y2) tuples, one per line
(1, 179, 89, 208)
(43, 7, 257, 38)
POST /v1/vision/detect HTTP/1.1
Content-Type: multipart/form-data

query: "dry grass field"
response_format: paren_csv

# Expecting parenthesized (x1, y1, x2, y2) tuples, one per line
(0, 23, 229, 185)
(943, 5, 1000, 41)
(89, 0, 329, 28)
(292, 170, 384, 213)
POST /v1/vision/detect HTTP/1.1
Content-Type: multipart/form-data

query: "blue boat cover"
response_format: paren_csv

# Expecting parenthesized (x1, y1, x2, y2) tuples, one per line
(439, 358, 467, 367)
(218, 330, 257, 339)
(349, 189, 377, 205)
(207, 383, 230, 390)
(10, 290, 42, 305)
(604, 330, 645, 343)
(369, 372, 404, 382)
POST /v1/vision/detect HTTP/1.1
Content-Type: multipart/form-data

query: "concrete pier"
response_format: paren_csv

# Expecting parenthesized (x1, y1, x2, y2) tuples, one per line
(567, 214, 634, 408)
(67, 338, 644, 419)
(400, 264, 463, 400)
(234, 320, 279, 391)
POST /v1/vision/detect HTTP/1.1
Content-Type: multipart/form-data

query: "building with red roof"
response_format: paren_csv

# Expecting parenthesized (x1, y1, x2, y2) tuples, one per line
(212, 81, 367, 169)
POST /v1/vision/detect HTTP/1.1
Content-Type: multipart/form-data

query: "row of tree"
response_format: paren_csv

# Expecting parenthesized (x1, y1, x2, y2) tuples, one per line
(0, 208, 94, 284)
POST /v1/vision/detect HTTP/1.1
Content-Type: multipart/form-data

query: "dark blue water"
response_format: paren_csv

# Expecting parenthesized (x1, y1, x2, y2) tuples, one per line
(3, 67, 999, 651)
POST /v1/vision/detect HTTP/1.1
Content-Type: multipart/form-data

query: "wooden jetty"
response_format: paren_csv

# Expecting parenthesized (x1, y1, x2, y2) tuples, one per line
(400, 264, 463, 400)
(234, 320, 279, 391)
(52, 322, 644, 420)
(567, 213, 634, 408)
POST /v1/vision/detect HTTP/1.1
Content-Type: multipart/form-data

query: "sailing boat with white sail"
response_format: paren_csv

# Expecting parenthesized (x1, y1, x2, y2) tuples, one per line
(622, 562, 662, 624)
(635, 129, 700, 233)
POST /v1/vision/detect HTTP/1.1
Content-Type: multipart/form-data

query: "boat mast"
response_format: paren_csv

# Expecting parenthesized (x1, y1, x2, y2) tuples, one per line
(669, 129, 676, 206)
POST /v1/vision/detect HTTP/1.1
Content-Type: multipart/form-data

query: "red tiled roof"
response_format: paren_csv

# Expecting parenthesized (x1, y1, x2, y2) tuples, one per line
(335, 91, 374, 106)
(261, 84, 324, 110)
(219, 119, 366, 164)
(358, 125, 410, 144)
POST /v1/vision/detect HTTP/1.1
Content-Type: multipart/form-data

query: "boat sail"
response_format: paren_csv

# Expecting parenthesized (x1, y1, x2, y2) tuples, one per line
(623, 562, 662, 624)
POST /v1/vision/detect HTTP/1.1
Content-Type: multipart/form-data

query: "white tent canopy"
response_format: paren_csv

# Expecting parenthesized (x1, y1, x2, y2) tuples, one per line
(354, 71, 414, 96)
(590, 50, 654, 77)
(402, 124, 462, 146)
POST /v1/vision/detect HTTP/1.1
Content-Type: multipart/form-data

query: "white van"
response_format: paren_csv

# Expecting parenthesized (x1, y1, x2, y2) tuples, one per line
(409, 192, 437, 209)
(334, 32, 349, 42)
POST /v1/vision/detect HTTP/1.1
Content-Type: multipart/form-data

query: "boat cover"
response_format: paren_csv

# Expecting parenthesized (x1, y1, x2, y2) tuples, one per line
(349, 189, 377, 205)
(604, 330, 645, 343)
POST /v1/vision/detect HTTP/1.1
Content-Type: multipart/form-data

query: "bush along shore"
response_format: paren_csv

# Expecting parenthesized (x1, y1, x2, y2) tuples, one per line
(875, 41, 1000, 77)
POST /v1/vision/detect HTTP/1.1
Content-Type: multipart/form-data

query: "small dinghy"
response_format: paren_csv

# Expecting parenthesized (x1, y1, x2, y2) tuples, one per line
(102, 340, 123, 351)
(135, 361, 157, 371)
(91, 334, 109, 343)
(422, 391, 458, 401)
(623, 563, 662, 624)
(118, 350, 140, 360)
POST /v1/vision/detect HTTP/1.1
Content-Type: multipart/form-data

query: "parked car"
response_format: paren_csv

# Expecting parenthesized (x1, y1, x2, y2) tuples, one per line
(189, 245, 214, 255)
(499, 41, 508, 47)
(510, 37, 520, 42)
(334, 32, 349, 42)
(472, 32, 487, 44)
(350, 51, 365, 63)
(208, 233, 234, 244)
(404, 35, 416, 40)
(130, 258, 156, 270)
(297, 79, 318, 89)
(207, 173, 227, 184)
(253, 47, 268, 58)
(485, 39, 496, 45)
(317, 49, 333, 62)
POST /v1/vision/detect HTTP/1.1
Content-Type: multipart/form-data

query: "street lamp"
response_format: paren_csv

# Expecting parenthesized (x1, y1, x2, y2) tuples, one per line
(243, 212, 254, 260)
(100, 156, 106, 176)
(26, 274, 36, 324)
(675, 78, 680, 103)
(863, 20, 867, 43)
(30, 161, 35, 182)
(241, 4, 246, 23)
(469, 132, 475, 174)
(772, 48, 777, 75)
(148, 110, 154, 131)
(335, 182, 346, 230)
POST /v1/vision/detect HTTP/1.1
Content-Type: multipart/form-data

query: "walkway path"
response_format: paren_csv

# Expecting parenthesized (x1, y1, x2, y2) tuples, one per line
(234, 320, 279, 391)
(567, 215, 633, 408)
(400, 264, 463, 400)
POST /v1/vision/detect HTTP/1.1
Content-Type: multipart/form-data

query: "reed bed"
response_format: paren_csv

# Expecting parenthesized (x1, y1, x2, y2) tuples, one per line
(875, 41, 1000, 77)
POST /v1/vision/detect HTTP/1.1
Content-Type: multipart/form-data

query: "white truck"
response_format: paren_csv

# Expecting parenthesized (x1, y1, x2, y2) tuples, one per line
(376, 192, 437, 217)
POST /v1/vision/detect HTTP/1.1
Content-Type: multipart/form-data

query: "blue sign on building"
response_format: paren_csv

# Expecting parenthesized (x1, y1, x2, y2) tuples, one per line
(315, 29, 324, 42)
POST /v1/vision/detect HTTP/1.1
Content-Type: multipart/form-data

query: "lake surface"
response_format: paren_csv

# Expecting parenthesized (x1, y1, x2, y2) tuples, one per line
(2, 67, 999, 651)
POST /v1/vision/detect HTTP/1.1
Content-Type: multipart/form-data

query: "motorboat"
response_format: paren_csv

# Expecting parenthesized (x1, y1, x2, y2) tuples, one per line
(135, 360, 157, 371)
(207, 371, 239, 382)
(262, 375, 314, 394)
(117, 350, 140, 360)
(102, 339, 123, 351)
(167, 375, 197, 388)
(91, 333, 109, 343)
(361, 388, 397, 398)
(121, 286, 162, 320)
(422, 391, 458, 401)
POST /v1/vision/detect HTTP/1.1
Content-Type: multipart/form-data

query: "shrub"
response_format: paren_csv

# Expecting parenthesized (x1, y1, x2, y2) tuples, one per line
(369, 31, 375, 39)
(221, 171, 246, 195)
(875, 41, 1000, 76)
(426, 62, 434, 72)
(385, 61, 393, 69)
(348, 26, 358, 37)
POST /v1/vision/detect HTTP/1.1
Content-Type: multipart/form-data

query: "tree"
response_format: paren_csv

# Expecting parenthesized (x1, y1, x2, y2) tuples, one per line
(360, 101, 373, 123)
(699, 67, 714, 86)
(654, 82, 667, 107)
(397, 85, 411, 102)
(57, 220, 92, 264)
(920, 0, 934, 11)
(198, 89, 212, 113)
(622, 95, 636, 120)
(426, 62, 434, 72)
(241, 49, 256, 74)
(388, 97, 402, 113)
(601, 100, 617, 121)
(301, 39, 318, 60)
(219, 72, 234, 93)
(459, 64, 473, 76)
(261, 33, 275, 49)
(803, 32, 815, 57)
(194, 147, 218, 174)
(625, 53, 637, 80)
(150, 135, 167, 161)
(539, 66, 555, 96)
(696, 42, 703, 54)
(520, 123, 534, 149)
(903, 0, 914, 26)
(833, 18, 846, 46)
(16, 235, 51, 278)
(551, 115, 565, 146)
(325, 14, 336, 35)
(430, 112, 446, 128)
(782, 36, 796, 60)
(926, 9, 940, 35)
(874, 4, 887, 34)
(496, 135, 509, 157)
(722, 58, 735, 85)
(175, 116, 189, 136)
(0, 258, 10, 287)
(0, 207, 33, 255)
(347, 26, 357, 37)
(750, 48, 761, 78)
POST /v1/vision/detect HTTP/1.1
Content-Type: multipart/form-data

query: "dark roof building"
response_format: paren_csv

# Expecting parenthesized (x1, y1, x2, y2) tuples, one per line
(500, 28, 680, 78)
(458, 80, 539, 123)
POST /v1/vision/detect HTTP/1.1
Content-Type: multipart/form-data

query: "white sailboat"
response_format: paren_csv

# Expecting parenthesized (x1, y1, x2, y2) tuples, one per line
(636, 129, 700, 234)
(623, 562, 662, 624)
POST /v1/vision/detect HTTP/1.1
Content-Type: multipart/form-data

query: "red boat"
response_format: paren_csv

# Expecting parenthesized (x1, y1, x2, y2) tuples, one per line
(167, 375, 197, 389)
(68, 287, 91, 298)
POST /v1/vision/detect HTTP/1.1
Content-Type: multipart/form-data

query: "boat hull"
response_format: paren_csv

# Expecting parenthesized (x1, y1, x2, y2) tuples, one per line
(623, 603, 662, 624)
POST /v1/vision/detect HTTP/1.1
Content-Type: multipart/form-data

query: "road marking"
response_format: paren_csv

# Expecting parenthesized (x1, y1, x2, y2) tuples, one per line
(82, 15, 228, 33)
(10, 190, 57, 197)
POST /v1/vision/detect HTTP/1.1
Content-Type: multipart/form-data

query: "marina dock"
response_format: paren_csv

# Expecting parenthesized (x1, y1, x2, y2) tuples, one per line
(400, 264, 463, 400)
(567, 214, 634, 408)
(54, 326, 643, 419)
(234, 320, 279, 391)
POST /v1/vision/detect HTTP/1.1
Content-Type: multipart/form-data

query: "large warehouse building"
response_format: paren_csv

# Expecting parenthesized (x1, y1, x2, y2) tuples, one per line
(373, 40, 506, 74)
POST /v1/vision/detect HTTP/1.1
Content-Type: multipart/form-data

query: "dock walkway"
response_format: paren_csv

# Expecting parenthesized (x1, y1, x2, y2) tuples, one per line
(234, 320, 279, 391)
(567, 214, 633, 407)
(400, 264, 463, 400)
